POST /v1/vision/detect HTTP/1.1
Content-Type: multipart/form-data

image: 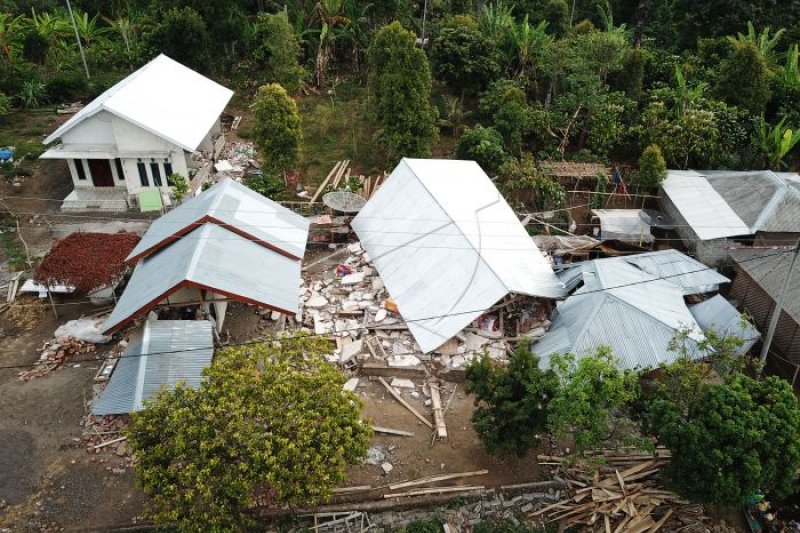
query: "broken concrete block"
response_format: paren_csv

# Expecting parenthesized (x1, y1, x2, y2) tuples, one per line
(270, 311, 281, 321)
(464, 333, 491, 352)
(380, 462, 393, 474)
(374, 309, 388, 322)
(347, 242, 363, 254)
(342, 300, 361, 312)
(343, 378, 359, 392)
(341, 339, 363, 362)
(390, 378, 415, 389)
(371, 279, 384, 291)
(341, 272, 365, 285)
(306, 295, 328, 308)
(387, 355, 421, 367)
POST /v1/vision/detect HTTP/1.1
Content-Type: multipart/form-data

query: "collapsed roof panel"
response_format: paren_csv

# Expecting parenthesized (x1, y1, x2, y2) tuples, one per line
(352, 158, 564, 353)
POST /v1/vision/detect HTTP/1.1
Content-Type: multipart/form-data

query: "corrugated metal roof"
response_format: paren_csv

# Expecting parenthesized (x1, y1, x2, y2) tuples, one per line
(352, 158, 565, 353)
(730, 249, 800, 324)
(590, 209, 654, 243)
(532, 261, 709, 370)
(662, 170, 750, 240)
(126, 178, 309, 262)
(44, 55, 233, 151)
(92, 320, 214, 415)
(689, 295, 760, 355)
(103, 223, 302, 334)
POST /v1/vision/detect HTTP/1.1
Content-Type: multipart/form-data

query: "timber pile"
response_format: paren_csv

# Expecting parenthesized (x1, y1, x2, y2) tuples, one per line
(532, 451, 715, 532)
(17, 338, 95, 381)
(307, 161, 387, 205)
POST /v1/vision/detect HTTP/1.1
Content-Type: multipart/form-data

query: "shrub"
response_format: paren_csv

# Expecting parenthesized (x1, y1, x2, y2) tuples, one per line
(455, 125, 508, 174)
(46, 71, 88, 103)
(636, 145, 667, 188)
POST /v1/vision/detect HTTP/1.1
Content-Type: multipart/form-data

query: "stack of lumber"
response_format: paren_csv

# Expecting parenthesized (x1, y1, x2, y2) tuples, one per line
(531, 451, 711, 532)
(307, 162, 387, 204)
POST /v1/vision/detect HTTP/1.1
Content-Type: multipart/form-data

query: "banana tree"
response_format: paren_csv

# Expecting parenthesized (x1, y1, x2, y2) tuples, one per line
(479, 0, 515, 45)
(506, 16, 551, 78)
(729, 21, 784, 67)
(0, 13, 27, 67)
(753, 116, 800, 170)
(673, 65, 707, 118)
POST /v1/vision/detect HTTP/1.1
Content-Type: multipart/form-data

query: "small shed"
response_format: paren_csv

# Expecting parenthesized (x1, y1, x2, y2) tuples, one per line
(590, 209, 654, 245)
(92, 320, 214, 415)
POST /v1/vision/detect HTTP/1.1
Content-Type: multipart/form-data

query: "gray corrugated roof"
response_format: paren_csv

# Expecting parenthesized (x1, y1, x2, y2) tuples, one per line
(689, 295, 760, 355)
(92, 320, 214, 415)
(704, 170, 800, 233)
(730, 249, 800, 324)
(532, 261, 709, 370)
(127, 178, 310, 262)
(104, 223, 302, 333)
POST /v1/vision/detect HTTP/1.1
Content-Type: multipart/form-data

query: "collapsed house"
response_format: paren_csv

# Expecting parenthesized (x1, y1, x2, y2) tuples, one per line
(102, 178, 309, 334)
(41, 54, 233, 212)
(660, 170, 800, 265)
(532, 250, 755, 370)
(351, 158, 565, 354)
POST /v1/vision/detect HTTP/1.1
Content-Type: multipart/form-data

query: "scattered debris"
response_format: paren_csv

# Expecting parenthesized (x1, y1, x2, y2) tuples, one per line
(54, 317, 111, 344)
(381, 462, 394, 475)
(388, 470, 489, 491)
(18, 338, 96, 381)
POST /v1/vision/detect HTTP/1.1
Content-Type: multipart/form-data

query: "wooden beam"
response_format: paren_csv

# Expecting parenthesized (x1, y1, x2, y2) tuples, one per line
(384, 486, 484, 499)
(378, 377, 433, 429)
(388, 470, 488, 490)
(373, 426, 415, 437)
(309, 160, 342, 204)
(429, 380, 448, 440)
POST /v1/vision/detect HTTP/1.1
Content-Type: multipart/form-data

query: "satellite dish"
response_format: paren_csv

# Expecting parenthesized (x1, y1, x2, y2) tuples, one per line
(322, 191, 367, 213)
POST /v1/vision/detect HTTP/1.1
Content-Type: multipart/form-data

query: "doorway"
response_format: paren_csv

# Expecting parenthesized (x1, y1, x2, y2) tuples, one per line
(87, 159, 114, 187)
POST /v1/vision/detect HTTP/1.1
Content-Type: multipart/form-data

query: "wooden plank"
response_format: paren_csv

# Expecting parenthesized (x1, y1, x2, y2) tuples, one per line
(384, 485, 484, 499)
(618, 460, 658, 480)
(373, 426, 415, 437)
(649, 509, 673, 533)
(93, 436, 127, 450)
(429, 380, 448, 440)
(388, 470, 488, 490)
(309, 161, 342, 204)
(377, 377, 433, 429)
(332, 486, 372, 494)
(615, 470, 627, 496)
(603, 515, 611, 533)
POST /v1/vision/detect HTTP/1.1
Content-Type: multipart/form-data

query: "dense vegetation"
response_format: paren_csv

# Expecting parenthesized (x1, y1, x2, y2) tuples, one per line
(3, 0, 800, 187)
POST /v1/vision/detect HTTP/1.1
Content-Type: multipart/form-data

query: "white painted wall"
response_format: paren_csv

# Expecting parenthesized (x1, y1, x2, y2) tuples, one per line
(61, 110, 115, 146)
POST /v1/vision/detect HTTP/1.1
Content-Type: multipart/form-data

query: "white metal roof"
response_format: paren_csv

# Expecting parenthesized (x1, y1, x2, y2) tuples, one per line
(43, 54, 233, 152)
(351, 158, 565, 353)
(689, 295, 759, 356)
(126, 178, 310, 262)
(661, 170, 750, 240)
(92, 320, 214, 415)
(103, 223, 302, 334)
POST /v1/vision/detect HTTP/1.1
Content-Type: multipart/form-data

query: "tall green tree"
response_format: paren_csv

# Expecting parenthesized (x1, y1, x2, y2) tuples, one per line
(367, 21, 437, 162)
(465, 346, 556, 457)
(143, 7, 211, 71)
(716, 41, 772, 116)
(253, 9, 305, 94)
(430, 15, 500, 95)
(648, 375, 800, 505)
(128, 337, 373, 533)
(252, 83, 302, 174)
(636, 144, 667, 188)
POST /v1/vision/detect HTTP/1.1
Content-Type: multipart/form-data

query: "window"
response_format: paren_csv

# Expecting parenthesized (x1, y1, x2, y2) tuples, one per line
(150, 159, 162, 187)
(114, 159, 125, 181)
(74, 159, 86, 180)
(137, 159, 149, 187)
(164, 159, 173, 177)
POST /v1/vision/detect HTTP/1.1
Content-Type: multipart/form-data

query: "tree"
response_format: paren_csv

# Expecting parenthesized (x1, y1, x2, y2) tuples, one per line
(716, 41, 772, 116)
(650, 375, 800, 505)
(430, 15, 500, 95)
(496, 155, 566, 210)
(636, 144, 667, 188)
(368, 22, 437, 162)
(548, 348, 643, 455)
(455, 125, 509, 174)
(143, 7, 211, 72)
(465, 346, 556, 457)
(252, 9, 305, 94)
(479, 79, 532, 153)
(128, 337, 373, 532)
(252, 83, 302, 174)
(753, 115, 800, 170)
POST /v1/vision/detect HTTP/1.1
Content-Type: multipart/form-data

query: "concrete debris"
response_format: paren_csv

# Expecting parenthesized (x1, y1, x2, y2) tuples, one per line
(390, 378, 416, 389)
(343, 377, 360, 392)
(381, 462, 394, 474)
(18, 338, 97, 381)
(297, 242, 554, 373)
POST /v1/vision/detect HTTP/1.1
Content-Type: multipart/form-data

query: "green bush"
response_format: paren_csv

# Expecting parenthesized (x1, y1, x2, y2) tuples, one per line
(46, 70, 88, 103)
(455, 125, 508, 174)
(636, 144, 667, 188)
(403, 518, 443, 533)
(245, 173, 292, 201)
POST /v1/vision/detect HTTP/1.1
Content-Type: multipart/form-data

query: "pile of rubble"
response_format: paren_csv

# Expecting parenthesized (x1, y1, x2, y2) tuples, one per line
(214, 141, 259, 181)
(289, 242, 554, 372)
(17, 338, 96, 382)
(79, 414, 130, 454)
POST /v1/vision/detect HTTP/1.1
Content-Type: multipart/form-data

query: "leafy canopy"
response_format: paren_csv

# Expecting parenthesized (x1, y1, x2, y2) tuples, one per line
(465, 346, 556, 457)
(252, 9, 305, 94)
(368, 21, 437, 163)
(128, 336, 372, 532)
(252, 83, 302, 174)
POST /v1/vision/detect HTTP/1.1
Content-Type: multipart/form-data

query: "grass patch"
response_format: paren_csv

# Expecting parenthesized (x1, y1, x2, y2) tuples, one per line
(0, 217, 29, 270)
(296, 80, 384, 185)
